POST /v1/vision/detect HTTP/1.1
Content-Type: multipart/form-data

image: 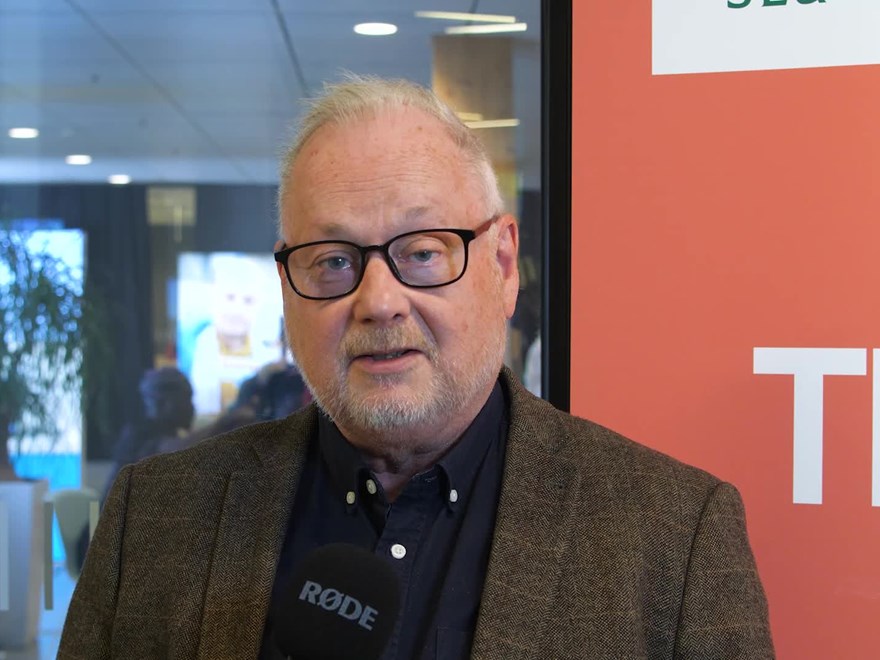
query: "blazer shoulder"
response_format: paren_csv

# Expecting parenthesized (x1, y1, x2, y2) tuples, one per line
(562, 411, 721, 491)
(504, 374, 723, 519)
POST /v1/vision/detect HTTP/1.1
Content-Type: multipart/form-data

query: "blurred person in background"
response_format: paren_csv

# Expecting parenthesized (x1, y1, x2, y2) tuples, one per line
(187, 359, 310, 442)
(110, 366, 196, 469)
(76, 367, 195, 572)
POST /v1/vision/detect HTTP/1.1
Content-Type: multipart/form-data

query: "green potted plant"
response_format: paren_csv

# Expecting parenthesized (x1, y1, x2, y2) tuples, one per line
(1, 232, 87, 476)
(0, 228, 107, 647)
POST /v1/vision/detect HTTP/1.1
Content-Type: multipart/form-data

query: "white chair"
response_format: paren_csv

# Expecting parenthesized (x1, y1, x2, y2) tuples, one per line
(45, 487, 100, 579)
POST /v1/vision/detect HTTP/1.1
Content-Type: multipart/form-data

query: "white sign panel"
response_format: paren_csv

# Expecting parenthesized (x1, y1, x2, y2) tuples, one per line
(653, 0, 880, 75)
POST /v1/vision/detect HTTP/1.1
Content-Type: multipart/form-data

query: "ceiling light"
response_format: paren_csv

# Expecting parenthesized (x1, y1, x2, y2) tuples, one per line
(415, 11, 516, 23)
(354, 22, 398, 36)
(456, 112, 484, 122)
(108, 174, 131, 185)
(65, 154, 92, 165)
(445, 23, 528, 35)
(8, 127, 39, 139)
(464, 119, 520, 129)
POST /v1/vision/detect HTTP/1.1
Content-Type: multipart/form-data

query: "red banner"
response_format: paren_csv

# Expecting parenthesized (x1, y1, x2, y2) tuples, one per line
(571, 3, 880, 657)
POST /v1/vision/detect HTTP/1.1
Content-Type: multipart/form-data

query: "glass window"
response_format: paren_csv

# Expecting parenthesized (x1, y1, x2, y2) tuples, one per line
(0, 2, 544, 654)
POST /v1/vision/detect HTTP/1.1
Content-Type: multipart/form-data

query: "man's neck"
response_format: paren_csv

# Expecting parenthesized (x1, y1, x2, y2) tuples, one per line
(333, 379, 500, 501)
(358, 443, 453, 502)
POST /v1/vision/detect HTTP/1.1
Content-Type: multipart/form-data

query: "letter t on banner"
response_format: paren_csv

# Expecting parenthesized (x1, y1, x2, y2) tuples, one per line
(754, 347, 867, 504)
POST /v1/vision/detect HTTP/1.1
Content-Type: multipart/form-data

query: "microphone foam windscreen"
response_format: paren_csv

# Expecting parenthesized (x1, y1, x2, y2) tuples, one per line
(274, 543, 401, 660)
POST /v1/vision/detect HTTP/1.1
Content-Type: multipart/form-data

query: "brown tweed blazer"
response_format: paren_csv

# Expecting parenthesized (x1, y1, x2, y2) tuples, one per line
(59, 370, 774, 659)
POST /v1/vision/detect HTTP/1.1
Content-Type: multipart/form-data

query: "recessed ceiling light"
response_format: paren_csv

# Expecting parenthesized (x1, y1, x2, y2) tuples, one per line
(108, 174, 131, 185)
(415, 11, 516, 24)
(354, 22, 397, 36)
(65, 154, 92, 165)
(8, 127, 39, 139)
(464, 118, 520, 129)
(445, 22, 528, 35)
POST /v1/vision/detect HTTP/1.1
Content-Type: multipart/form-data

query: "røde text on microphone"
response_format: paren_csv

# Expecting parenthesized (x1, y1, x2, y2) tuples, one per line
(297, 580, 379, 630)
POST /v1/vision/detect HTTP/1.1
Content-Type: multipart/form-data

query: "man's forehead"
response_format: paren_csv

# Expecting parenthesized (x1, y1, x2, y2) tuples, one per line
(312, 207, 432, 232)
(289, 206, 451, 245)
(296, 107, 456, 166)
(279, 108, 487, 243)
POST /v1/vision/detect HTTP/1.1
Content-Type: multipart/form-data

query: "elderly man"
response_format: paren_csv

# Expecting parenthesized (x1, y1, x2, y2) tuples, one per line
(59, 76, 773, 659)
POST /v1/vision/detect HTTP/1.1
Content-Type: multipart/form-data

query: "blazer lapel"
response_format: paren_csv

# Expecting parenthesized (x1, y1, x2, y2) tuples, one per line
(195, 408, 317, 658)
(471, 375, 581, 659)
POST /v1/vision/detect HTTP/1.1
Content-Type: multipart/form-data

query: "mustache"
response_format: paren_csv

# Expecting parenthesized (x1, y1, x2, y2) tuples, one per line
(341, 325, 436, 361)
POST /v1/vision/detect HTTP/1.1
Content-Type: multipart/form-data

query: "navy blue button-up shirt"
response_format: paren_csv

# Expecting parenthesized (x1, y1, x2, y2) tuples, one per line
(260, 381, 508, 660)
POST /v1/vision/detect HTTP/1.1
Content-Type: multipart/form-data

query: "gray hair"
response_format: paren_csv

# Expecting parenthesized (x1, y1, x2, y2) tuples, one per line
(276, 74, 504, 235)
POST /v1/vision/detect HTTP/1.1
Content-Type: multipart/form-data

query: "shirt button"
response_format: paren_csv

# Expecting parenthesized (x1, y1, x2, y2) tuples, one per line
(449, 489, 459, 503)
(366, 479, 377, 495)
(390, 544, 407, 560)
(345, 491, 356, 505)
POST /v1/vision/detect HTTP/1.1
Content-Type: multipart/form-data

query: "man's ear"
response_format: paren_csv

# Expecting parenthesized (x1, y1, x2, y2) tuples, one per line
(274, 240, 287, 282)
(495, 214, 520, 318)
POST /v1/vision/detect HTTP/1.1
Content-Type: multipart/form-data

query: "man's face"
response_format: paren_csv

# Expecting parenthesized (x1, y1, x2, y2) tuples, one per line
(278, 107, 519, 455)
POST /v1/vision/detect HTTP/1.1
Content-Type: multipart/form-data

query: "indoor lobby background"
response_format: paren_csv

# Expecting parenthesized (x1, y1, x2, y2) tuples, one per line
(0, 2, 544, 656)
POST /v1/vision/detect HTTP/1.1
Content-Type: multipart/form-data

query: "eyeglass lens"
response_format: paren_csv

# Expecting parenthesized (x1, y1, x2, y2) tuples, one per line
(287, 230, 467, 298)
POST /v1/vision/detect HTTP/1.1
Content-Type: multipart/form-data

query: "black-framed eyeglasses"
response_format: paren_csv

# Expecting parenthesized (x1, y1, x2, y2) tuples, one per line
(274, 216, 498, 300)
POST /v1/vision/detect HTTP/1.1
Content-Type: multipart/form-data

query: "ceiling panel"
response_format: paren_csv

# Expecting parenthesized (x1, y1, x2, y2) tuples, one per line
(0, 0, 542, 185)
(277, 0, 474, 14)
(0, 0, 68, 13)
(70, 0, 274, 12)
(89, 12, 285, 62)
(0, 11, 122, 64)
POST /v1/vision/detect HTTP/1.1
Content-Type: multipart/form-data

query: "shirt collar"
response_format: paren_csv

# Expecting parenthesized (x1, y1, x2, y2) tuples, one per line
(317, 379, 507, 511)
(317, 413, 372, 508)
(434, 380, 505, 512)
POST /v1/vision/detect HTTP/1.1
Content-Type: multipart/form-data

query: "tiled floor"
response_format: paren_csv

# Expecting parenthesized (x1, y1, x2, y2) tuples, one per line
(1, 566, 74, 660)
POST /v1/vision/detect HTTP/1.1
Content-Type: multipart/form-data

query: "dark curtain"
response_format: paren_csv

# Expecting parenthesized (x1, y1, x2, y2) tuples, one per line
(192, 185, 278, 251)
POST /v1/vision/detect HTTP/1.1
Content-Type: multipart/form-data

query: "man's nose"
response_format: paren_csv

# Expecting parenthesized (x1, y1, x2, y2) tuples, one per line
(350, 253, 410, 323)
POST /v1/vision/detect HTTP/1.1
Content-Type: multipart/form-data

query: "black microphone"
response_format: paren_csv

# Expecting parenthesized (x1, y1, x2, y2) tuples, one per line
(274, 543, 401, 660)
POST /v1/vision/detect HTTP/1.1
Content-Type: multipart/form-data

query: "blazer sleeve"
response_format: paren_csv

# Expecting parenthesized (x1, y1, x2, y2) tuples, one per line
(673, 481, 775, 659)
(57, 464, 133, 660)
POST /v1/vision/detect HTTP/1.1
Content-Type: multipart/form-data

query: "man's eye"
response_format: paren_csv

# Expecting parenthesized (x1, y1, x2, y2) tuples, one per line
(398, 239, 449, 264)
(317, 255, 352, 271)
(409, 249, 438, 263)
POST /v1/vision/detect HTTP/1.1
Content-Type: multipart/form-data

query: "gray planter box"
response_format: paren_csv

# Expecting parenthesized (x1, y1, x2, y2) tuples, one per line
(0, 479, 48, 648)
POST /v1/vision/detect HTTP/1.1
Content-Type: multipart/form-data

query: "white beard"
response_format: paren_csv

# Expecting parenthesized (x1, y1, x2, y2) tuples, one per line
(293, 320, 506, 449)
